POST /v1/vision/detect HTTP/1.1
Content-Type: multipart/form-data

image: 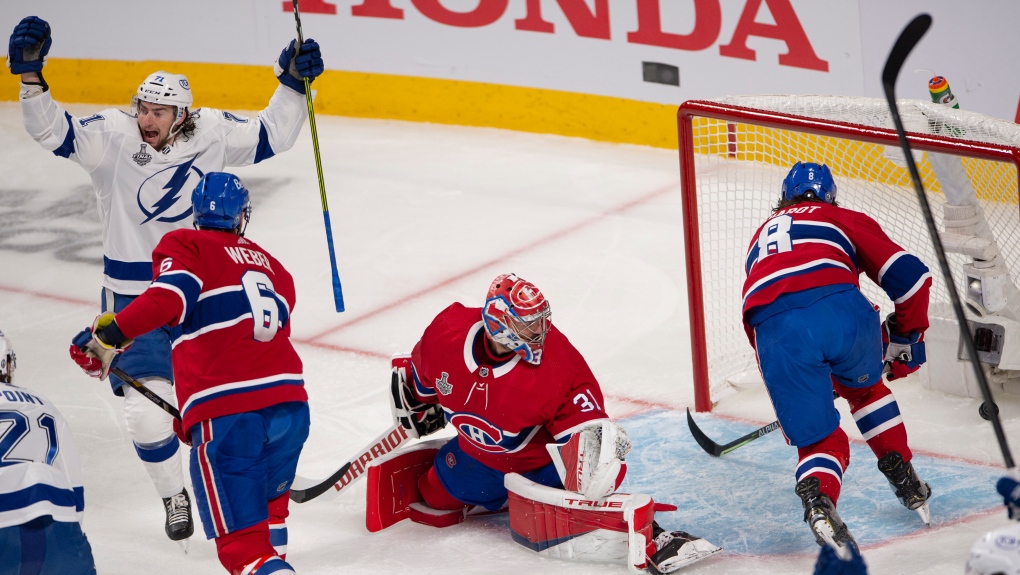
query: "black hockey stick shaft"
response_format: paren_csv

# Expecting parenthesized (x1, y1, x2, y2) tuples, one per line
(111, 367, 181, 420)
(688, 391, 845, 457)
(290, 423, 411, 503)
(687, 408, 779, 457)
(289, 462, 352, 503)
(881, 14, 1014, 469)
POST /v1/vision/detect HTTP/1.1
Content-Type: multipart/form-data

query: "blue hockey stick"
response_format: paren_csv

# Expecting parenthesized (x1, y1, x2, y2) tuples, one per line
(290, 0, 345, 313)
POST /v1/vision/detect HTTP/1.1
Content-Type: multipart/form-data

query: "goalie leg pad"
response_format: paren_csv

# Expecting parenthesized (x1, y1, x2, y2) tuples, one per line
(365, 439, 446, 532)
(506, 472, 654, 572)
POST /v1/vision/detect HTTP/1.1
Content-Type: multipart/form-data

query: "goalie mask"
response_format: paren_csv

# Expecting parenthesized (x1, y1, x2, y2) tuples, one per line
(192, 172, 251, 235)
(131, 71, 193, 137)
(482, 273, 551, 365)
(781, 161, 837, 204)
(0, 329, 15, 384)
(966, 523, 1020, 575)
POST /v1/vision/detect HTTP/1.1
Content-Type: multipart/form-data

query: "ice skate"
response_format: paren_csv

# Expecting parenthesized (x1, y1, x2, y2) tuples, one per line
(163, 487, 195, 551)
(646, 522, 721, 574)
(877, 451, 931, 526)
(795, 477, 857, 560)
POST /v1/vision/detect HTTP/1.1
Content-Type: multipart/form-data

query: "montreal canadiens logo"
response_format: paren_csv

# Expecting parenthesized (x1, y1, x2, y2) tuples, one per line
(450, 414, 506, 453)
(137, 157, 203, 224)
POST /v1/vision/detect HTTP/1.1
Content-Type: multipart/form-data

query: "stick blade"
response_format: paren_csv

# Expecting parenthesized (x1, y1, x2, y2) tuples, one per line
(881, 14, 932, 90)
(686, 408, 723, 457)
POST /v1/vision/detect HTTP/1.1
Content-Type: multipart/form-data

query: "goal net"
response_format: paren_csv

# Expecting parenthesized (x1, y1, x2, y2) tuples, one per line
(679, 95, 1020, 412)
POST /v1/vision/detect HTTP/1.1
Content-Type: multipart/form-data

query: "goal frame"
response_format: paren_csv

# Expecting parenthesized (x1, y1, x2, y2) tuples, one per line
(677, 99, 1020, 413)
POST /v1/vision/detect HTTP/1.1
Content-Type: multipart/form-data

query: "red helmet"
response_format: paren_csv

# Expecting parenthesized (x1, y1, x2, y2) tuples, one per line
(482, 273, 551, 365)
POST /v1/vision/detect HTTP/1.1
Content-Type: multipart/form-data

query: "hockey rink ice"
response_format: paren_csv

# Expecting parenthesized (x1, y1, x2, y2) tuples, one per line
(0, 100, 1015, 574)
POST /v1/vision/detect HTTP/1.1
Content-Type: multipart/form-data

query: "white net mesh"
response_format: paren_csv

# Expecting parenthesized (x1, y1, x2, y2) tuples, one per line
(681, 95, 1020, 407)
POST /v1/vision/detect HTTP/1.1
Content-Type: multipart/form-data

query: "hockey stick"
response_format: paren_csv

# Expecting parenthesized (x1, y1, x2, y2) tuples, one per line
(290, 423, 412, 503)
(290, 0, 346, 313)
(111, 367, 181, 420)
(881, 13, 1014, 469)
(686, 408, 778, 457)
(688, 390, 846, 457)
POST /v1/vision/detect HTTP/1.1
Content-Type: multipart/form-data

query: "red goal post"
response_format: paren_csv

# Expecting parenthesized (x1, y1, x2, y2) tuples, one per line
(677, 97, 1020, 413)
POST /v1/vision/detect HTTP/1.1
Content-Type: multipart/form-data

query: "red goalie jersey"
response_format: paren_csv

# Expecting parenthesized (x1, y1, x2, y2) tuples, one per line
(115, 229, 306, 436)
(409, 303, 609, 474)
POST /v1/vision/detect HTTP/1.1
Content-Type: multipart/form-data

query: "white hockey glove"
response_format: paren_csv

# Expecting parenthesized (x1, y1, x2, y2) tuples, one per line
(389, 356, 446, 440)
(548, 420, 631, 500)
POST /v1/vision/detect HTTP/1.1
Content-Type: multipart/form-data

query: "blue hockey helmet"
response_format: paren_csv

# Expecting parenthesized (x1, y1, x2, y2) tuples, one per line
(781, 162, 837, 204)
(191, 172, 251, 234)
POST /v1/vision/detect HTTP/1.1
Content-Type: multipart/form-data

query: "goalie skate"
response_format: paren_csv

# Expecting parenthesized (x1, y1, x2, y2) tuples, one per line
(877, 451, 932, 526)
(646, 525, 721, 574)
(795, 477, 857, 560)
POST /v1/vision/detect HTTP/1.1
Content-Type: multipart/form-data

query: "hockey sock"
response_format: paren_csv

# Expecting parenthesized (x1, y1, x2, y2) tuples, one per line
(267, 493, 289, 559)
(833, 381, 913, 462)
(418, 466, 468, 511)
(124, 380, 184, 498)
(215, 520, 276, 575)
(796, 427, 849, 504)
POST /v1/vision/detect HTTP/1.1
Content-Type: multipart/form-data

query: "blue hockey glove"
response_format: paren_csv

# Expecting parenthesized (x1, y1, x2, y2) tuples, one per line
(882, 315, 925, 381)
(274, 38, 323, 95)
(997, 476, 1020, 521)
(813, 543, 867, 575)
(7, 16, 51, 74)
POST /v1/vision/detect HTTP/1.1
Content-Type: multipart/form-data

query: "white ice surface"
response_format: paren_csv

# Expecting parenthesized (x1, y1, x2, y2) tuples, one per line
(0, 101, 1015, 574)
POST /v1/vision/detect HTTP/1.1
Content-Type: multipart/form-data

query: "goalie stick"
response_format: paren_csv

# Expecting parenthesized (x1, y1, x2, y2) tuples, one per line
(290, 423, 413, 503)
(881, 14, 1015, 469)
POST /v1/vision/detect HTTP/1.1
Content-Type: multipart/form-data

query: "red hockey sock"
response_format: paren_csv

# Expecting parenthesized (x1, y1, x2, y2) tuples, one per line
(418, 466, 467, 511)
(215, 520, 275, 575)
(833, 380, 912, 462)
(267, 493, 289, 559)
(796, 427, 849, 504)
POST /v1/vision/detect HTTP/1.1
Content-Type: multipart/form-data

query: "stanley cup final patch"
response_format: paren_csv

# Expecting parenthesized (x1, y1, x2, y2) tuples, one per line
(436, 372, 453, 395)
(132, 144, 152, 166)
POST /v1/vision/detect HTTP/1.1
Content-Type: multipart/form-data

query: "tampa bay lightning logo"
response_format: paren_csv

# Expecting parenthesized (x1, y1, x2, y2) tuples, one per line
(137, 157, 203, 224)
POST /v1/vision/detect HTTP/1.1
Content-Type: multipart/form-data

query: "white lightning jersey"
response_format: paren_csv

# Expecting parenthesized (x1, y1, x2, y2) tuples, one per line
(21, 84, 308, 294)
(0, 382, 84, 528)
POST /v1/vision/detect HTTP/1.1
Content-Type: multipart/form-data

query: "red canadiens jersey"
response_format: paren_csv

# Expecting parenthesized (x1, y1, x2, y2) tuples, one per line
(742, 202, 931, 334)
(116, 229, 306, 434)
(410, 303, 609, 474)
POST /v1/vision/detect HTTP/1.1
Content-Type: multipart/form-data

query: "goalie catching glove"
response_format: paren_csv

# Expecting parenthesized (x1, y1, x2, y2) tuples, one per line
(389, 355, 446, 439)
(69, 312, 133, 380)
(548, 420, 631, 500)
(882, 314, 926, 381)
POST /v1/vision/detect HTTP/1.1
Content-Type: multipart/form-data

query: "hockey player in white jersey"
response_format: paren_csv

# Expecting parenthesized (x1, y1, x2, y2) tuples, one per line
(0, 329, 96, 575)
(7, 14, 324, 543)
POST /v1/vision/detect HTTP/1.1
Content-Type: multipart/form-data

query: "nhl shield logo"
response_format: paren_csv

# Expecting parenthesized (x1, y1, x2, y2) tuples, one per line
(436, 372, 453, 395)
(132, 144, 152, 166)
(479, 367, 489, 378)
